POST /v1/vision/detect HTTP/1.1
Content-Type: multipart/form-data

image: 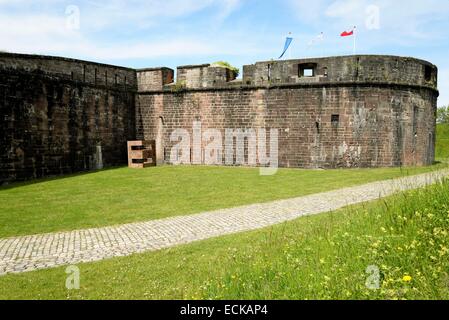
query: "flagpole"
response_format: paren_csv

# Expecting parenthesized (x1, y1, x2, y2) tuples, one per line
(288, 32, 292, 59)
(321, 32, 324, 57)
(353, 26, 357, 55)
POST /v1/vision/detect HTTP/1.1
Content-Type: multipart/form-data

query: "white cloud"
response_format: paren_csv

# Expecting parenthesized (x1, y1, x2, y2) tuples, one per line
(78, 0, 242, 31)
(0, 12, 262, 62)
(82, 0, 214, 29)
(0, 0, 244, 31)
(287, 0, 329, 24)
(0, 0, 248, 61)
(288, 0, 449, 40)
(216, 0, 241, 21)
(325, 0, 449, 37)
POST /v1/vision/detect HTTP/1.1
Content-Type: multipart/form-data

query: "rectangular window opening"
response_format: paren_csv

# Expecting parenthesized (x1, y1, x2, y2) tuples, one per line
(424, 65, 432, 82)
(331, 114, 340, 127)
(299, 63, 317, 77)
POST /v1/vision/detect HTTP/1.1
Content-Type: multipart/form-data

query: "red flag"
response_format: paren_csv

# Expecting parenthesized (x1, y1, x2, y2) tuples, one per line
(341, 29, 354, 37)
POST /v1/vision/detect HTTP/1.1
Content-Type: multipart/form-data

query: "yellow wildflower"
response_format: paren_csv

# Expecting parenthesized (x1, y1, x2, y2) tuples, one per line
(402, 275, 412, 283)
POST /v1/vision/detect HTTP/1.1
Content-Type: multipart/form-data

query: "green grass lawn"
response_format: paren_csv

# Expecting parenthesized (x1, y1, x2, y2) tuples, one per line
(0, 126, 447, 299)
(436, 124, 449, 161)
(1, 177, 448, 300)
(0, 165, 443, 238)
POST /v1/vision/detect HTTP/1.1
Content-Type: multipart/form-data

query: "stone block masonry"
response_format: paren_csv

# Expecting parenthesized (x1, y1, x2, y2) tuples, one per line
(137, 55, 438, 169)
(0, 53, 136, 183)
(0, 53, 439, 183)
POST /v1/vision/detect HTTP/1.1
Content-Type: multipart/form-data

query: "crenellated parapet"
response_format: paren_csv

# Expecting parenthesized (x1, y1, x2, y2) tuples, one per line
(0, 52, 440, 183)
(135, 55, 438, 93)
(242, 55, 438, 89)
(0, 52, 137, 91)
(136, 55, 439, 171)
(136, 67, 174, 91)
(136, 63, 239, 91)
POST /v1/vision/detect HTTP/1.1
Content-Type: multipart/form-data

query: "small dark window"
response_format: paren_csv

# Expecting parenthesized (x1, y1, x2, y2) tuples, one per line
(267, 64, 272, 81)
(413, 106, 419, 136)
(299, 63, 317, 77)
(105, 71, 108, 85)
(424, 65, 432, 82)
(71, 71, 75, 81)
(331, 114, 340, 127)
(83, 65, 86, 82)
(315, 121, 320, 133)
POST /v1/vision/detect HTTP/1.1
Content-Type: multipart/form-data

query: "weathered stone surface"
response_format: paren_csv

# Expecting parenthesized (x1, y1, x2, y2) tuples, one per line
(0, 53, 439, 183)
(0, 53, 136, 183)
(137, 56, 438, 169)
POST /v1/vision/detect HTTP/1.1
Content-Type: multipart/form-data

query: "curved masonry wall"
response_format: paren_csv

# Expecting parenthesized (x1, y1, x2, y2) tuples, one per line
(136, 55, 438, 169)
(0, 53, 439, 183)
(137, 85, 437, 168)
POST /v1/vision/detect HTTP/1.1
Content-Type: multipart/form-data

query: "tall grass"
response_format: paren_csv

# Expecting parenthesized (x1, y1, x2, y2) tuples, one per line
(1, 178, 448, 300)
(200, 178, 449, 300)
(436, 124, 449, 161)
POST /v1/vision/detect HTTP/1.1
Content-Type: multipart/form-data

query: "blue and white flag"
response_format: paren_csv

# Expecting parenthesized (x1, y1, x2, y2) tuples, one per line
(278, 34, 293, 59)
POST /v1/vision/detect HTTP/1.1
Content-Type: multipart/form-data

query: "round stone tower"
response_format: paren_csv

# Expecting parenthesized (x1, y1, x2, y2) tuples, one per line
(137, 55, 439, 169)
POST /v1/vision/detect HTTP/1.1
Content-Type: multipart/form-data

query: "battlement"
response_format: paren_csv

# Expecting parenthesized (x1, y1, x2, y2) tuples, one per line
(135, 55, 438, 93)
(243, 55, 438, 89)
(0, 53, 438, 93)
(0, 52, 440, 183)
(0, 52, 137, 90)
(136, 67, 174, 91)
(136, 63, 239, 91)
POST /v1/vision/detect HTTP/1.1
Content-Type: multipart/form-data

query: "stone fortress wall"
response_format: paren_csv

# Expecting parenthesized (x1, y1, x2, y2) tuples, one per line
(136, 55, 438, 169)
(0, 53, 439, 183)
(0, 53, 136, 183)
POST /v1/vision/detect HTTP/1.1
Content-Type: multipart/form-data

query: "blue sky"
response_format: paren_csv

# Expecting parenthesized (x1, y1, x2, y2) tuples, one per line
(1, 0, 448, 105)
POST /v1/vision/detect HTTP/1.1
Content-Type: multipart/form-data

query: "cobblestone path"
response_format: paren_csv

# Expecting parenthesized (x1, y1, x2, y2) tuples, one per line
(1, 170, 447, 275)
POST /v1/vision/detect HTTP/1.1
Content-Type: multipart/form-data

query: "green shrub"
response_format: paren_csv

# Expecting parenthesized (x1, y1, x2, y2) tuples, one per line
(212, 61, 239, 77)
(170, 80, 186, 93)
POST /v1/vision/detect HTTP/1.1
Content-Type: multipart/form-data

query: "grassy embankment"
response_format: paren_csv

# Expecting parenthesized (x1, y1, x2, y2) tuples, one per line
(0, 165, 442, 238)
(0, 177, 448, 299)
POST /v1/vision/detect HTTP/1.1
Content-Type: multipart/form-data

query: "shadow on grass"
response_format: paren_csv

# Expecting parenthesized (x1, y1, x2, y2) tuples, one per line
(0, 166, 127, 191)
(1, 162, 447, 192)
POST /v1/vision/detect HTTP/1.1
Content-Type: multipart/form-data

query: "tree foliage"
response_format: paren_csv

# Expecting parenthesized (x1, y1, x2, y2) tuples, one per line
(437, 106, 449, 124)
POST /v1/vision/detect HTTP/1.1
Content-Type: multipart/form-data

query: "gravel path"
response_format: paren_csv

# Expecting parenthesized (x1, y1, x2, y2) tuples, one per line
(1, 170, 447, 276)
